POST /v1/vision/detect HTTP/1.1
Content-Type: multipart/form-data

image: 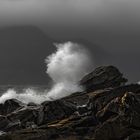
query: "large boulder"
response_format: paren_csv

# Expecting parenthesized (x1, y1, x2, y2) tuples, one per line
(7, 106, 41, 129)
(0, 99, 24, 115)
(80, 65, 127, 92)
(41, 100, 76, 124)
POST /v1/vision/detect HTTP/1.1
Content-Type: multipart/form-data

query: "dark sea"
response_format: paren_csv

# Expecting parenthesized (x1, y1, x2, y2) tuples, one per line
(0, 85, 47, 96)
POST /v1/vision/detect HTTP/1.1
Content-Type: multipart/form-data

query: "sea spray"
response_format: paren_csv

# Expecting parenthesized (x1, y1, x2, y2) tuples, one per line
(45, 42, 93, 99)
(0, 88, 49, 104)
(0, 42, 93, 104)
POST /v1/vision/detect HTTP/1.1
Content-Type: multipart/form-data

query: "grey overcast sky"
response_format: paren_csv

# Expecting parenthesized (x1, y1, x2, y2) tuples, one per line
(0, 0, 140, 30)
(0, 0, 140, 29)
(0, 0, 140, 52)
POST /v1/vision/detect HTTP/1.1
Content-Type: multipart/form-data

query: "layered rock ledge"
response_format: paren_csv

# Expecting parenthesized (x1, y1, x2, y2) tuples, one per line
(0, 65, 140, 140)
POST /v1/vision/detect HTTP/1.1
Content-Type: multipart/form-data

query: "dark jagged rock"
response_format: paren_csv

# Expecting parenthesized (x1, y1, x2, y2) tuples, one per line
(89, 84, 140, 113)
(0, 100, 76, 132)
(80, 65, 128, 92)
(27, 102, 38, 107)
(41, 100, 76, 124)
(0, 66, 140, 140)
(0, 99, 24, 115)
(94, 92, 140, 140)
(0, 115, 10, 131)
(6, 106, 41, 128)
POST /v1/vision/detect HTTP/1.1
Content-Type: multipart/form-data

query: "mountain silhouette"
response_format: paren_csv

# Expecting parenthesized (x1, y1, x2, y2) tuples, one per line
(0, 26, 55, 84)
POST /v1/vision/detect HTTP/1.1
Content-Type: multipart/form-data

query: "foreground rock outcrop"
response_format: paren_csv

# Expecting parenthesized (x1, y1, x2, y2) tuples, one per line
(0, 65, 140, 140)
(80, 65, 128, 92)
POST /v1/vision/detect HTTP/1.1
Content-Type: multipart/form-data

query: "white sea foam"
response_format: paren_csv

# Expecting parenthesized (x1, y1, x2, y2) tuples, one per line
(0, 42, 93, 104)
(45, 42, 93, 100)
(0, 88, 50, 104)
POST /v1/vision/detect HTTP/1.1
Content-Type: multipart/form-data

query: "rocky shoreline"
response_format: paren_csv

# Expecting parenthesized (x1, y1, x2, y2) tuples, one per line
(0, 66, 140, 140)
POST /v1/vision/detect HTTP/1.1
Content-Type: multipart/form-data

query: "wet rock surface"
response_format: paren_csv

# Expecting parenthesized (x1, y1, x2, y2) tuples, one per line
(0, 99, 24, 116)
(80, 65, 128, 92)
(0, 66, 140, 140)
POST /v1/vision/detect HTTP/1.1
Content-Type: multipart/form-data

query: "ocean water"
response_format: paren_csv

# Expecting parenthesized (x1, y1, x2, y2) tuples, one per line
(0, 85, 47, 95)
(0, 85, 50, 104)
